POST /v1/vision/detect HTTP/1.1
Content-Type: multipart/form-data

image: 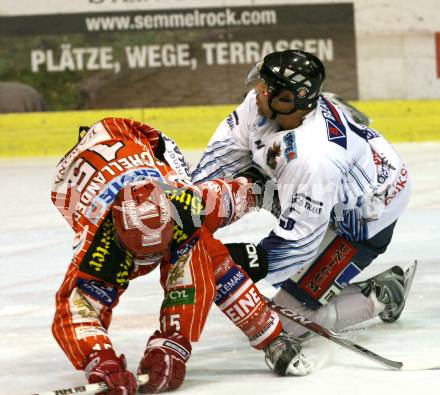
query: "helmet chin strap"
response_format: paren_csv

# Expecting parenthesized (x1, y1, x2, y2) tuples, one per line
(267, 96, 298, 119)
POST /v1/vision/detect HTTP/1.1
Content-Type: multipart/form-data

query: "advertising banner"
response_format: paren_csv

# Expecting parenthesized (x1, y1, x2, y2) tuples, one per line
(0, 3, 357, 110)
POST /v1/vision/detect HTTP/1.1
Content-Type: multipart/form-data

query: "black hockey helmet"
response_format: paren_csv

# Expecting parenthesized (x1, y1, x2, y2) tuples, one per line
(246, 49, 326, 112)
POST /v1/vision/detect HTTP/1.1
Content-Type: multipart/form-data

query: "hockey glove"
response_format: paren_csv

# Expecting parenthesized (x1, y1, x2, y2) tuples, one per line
(138, 330, 192, 393)
(264, 334, 313, 376)
(85, 349, 137, 395)
(225, 242, 268, 282)
(236, 166, 281, 217)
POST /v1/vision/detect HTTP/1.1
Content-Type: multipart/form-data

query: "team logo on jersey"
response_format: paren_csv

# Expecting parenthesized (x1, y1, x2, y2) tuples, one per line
(321, 98, 347, 149)
(167, 252, 194, 288)
(283, 132, 298, 162)
(266, 142, 281, 169)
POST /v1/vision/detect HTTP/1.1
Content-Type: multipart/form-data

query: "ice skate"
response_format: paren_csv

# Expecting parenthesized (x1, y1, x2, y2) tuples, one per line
(264, 333, 312, 376)
(356, 261, 417, 323)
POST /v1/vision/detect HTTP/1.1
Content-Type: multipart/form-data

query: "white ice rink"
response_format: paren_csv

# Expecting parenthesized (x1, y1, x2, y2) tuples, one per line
(1, 143, 439, 395)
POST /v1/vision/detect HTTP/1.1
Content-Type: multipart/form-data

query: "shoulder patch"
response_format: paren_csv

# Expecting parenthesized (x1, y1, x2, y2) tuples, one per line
(321, 98, 347, 149)
(266, 142, 281, 169)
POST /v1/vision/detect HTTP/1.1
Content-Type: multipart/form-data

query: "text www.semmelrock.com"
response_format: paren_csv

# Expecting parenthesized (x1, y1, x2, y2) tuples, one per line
(85, 8, 278, 31)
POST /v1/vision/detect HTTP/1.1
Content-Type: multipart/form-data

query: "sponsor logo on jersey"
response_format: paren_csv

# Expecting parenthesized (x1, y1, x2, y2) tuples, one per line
(214, 266, 247, 305)
(384, 166, 409, 206)
(283, 131, 298, 162)
(292, 193, 323, 215)
(77, 278, 118, 306)
(170, 234, 198, 264)
(226, 111, 240, 130)
(266, 142, 281, 169)
(75, 326, 108, 341)
(162, 133, 191, 179)
(222, 286, 262, 324)
(248, 314, 277, 343)
(321, 98, 347, 149)
(162, 288, 196, 308)
(82, 218, 114, 274)
(86, 167, 163, 223)
(166, 188, 204, 216)
(172, 224, 189, 244)
(79, 216, 134, 288)
(373, 152, 397, 184)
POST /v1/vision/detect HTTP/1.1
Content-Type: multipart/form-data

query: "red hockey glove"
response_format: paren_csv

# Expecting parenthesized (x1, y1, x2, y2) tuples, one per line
(138, 330, 192, 393)
(85, 349, 137, 395)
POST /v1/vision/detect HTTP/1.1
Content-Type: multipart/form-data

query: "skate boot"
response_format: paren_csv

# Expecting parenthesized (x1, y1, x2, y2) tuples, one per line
(264, 333, 312, 376)
(355, 261, 417, 323)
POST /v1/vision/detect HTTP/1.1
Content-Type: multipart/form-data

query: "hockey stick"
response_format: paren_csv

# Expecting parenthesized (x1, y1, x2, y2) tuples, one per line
(31, 374, 149, 395)
(264, 296, 403, 370)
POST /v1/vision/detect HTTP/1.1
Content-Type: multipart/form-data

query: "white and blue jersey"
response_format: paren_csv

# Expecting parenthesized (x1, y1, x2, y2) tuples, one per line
(192, 91, 410, 285)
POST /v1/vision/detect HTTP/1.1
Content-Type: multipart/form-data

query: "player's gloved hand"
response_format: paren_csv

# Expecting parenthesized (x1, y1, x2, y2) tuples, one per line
(138, 330, 192, 393)
(85, 349, 137, 395)
(236, 166, 281, 217)
(225, 242, 268, 282)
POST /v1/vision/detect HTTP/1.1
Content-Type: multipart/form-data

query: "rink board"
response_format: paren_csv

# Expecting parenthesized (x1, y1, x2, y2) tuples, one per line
(1, 100, 440, 157)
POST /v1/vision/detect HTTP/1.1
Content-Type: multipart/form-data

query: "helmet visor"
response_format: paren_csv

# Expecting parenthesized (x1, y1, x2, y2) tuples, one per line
(245, 60, 264, 87)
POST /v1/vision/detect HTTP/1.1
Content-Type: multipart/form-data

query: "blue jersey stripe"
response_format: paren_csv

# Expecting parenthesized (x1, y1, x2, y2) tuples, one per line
(193, 157, 244, 183)
(353, 160, 372, 183)
(192, 148, 241, 177)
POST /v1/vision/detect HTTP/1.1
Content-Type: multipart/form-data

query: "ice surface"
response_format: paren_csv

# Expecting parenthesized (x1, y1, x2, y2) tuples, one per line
(0, 143, 439, 395)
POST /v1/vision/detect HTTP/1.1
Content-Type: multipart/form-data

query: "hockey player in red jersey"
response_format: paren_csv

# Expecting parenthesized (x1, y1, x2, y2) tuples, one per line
(51, 117, 309, 395)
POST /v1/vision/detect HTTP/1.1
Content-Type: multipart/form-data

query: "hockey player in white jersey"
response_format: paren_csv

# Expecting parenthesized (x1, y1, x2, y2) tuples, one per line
(192, 50, 415, 370)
